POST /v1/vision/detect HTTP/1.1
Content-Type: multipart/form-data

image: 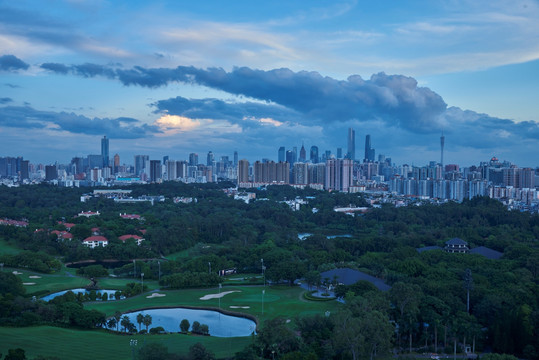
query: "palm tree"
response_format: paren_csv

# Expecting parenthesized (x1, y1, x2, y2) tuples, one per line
(113, 311, 122, 332)
(143, 314, 152, 332)
(136, 313, 144, 332)
(107, 317, 117, 330)
(121, 315, 132, 333)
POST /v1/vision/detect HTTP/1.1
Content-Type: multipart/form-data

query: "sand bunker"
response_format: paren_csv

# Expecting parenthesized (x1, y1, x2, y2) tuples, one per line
(23, 282, 36, 285)
(29, 275, 42, 279)
(229, 305, 250, 309)
(12, 271, 22, 275)
(200, 290, 240, 300)
(146, 293, 166, 298)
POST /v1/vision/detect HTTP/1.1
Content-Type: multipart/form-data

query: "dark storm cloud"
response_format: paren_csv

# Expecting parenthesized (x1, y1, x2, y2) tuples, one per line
(41, 62, 70, 74)
(0, 97, 13, 104)
(0, 55, 29, 71)
(153, 96, 302, 126)
(0, 106, 160, 138)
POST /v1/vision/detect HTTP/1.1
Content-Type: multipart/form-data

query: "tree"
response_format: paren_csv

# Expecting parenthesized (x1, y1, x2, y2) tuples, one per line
(4, 348, 26, 360)
(200, 324, 209, 335)
(188, 342, 215, 360)
(180, 318, 190, 333)
(143, 314, 152, 332)
(137, 313, 144, 332)
(113, 311, 122, 332)
(121, 315, 132, 333)
(191, 320, 201, 334)
(107, 317, 117, 330)
(137, 342, 170, 360)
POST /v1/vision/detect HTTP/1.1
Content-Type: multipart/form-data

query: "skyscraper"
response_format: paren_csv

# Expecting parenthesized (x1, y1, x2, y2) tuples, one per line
(337, 148, 342, 159)
(234, 151, 238, 166)
(285, 150, 295, 165)
(310, 146, 319, 164)
(299, 144, 306, 162)
(134, 155, 149, 176)
(207, 151, 214, 166)
(149, 160, 162, 182)
(113, 154, 120, 174)
(189, 153, 198, 166)
(364, 135, 375, 162)
(278, 146, 285, 162)
(440, 132, 445, 167)
(101, 136, 109, 168)
(347, 128, 355, 160)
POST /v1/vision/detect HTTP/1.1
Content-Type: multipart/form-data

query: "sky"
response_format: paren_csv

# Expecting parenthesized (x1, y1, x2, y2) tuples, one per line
(0, 0, 538, 167)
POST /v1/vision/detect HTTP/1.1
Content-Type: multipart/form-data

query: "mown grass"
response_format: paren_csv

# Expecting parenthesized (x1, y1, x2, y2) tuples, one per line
(0, 326, 253, 359)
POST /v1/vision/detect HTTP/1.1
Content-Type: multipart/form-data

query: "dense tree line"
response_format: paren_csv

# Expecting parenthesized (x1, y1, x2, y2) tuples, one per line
(0, 182, 538, 358)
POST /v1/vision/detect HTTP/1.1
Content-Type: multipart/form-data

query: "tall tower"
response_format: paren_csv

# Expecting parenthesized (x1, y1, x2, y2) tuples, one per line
(299, 144, 306, 162)
(310, 145, 319, 164)
(101, 136, 109, 168)
(440, 132, 445, 168)
(278, 146, 285, 162)
(237, 159, 250, 184)
(347, 128, 355, 160)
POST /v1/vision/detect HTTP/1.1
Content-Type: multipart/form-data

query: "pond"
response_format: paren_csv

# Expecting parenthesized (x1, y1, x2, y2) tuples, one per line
(41, 288, 122, 302)
(113, 308, 256, 337)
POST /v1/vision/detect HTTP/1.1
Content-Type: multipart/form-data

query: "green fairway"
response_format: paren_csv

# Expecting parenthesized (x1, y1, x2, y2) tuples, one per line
(85, 285, 340, 325)
(0, 326, 252, 359)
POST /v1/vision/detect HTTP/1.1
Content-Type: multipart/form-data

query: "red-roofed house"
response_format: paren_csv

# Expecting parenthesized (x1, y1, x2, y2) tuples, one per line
(91, 227, 101, 235)
(51, 230, 73, 240)
(139, 229, 147, 235)
(120, 213, 143, 220)
(118, 234, 144, 246)
(82, 235, 108, 248)
(57, 221, 76, 230)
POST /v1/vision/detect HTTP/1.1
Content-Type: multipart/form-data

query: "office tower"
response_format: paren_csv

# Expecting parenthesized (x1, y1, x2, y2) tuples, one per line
(234, 151, 238, 166)
(337, 148, 342, 159)
(88, 154, 102, 169)
(207, 151, 214, 166)
(299, 144, 306, 163)
(347, 128, 355, 160)
(134, 155, 149, 176)
(440, 132, 445, 167)
(149, 160, 162, 182)
(45, 165, 57, 181)
(285, 150, 295, 165)
(113, 154, 120, 174)
(237, 159, 250, 184)
(310, 146, 319, 164)
(163, 155, 169, 164)
(278, 146, 285, 162)
(364, 134, 375, 162)
(101, 136, 109, 168)
(293, 147, 298, 163)
(166, 160, 176, 180)
(20, 160, 29, 180)
(189, 153, 198, 166)
(176, 161, 188, 178)
(323, 150, 331, 162)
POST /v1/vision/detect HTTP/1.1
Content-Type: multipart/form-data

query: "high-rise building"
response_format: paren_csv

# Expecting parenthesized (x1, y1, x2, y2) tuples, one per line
(285, 150, 295, 165)
(325, 158, 353, 192)
(293, 162, 309, 184)
(207, 151, 214, 166)
(337, 148, 342, 159)
(113, 154, 120, 174)
(310, 146, 319, 164)
(440, 132, 445, 167)
(134, 155, 149, 176)
(347, 128, 355, 160)
(45, 165, 57, 181)
(101, 136, 109, 168)
(176, 161, 188, 178)
(166, 160, 176, 180)
(234, 151, 238, 166)
(299, 144, 306, 163)
(189, 153, 198, 166)
(237, 159, 250, 184)
(20, 160, 29, 180)
(364, 135, 375, 162)
(149, 160, 162, 182)
(278, 147, 285, 162)
(293, 147, 298, 164)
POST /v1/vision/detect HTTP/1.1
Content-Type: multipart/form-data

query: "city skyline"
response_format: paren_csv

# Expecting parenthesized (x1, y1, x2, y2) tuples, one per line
(1, 1, 538, 167)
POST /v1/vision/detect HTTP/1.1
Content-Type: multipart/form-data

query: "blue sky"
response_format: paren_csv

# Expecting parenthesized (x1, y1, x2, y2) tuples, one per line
(0, 0, 538, 167)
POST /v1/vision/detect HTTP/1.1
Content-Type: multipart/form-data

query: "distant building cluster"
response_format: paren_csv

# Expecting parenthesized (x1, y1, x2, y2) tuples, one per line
(1, 131, 538, 212)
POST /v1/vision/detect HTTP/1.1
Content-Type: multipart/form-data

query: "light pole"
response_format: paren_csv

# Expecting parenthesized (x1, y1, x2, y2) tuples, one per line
(262, 289, 265, 315)
(141, 272, 144, 293)
(130, 339, 137, 360)
(208, 262, 211, 274)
